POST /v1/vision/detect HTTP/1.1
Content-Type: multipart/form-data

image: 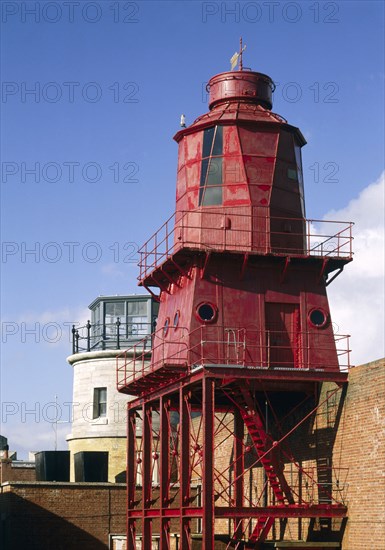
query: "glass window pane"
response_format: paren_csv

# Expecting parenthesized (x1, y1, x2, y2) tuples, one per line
(105, 302, 125, 336)
(202, 127, 215, 158)
(93, 303, 100, 323)
(94, 387, 107, 418)
(128, 316, 148, 335)
(127, 301, 139, 315)
(137, 301, 147, 315)
(105, 302, 124, 316)
(287, 168, 298, 181)
(206, 157, 222, 185)
(200, 158, 210, 186)
(212, 126, 223, 156)
(202, 186, 223, 206)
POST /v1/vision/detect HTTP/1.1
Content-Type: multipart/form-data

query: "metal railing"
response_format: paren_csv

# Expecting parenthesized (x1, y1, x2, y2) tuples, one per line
(116, 326, 351, 391)
(275, 466, 349, 506)
(71, 320, 154, 354)
(138, 210, 353, 282)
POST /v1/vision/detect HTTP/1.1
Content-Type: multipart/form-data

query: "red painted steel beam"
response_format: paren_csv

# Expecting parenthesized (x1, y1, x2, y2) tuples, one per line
(214, 505, 347, 518)
(121, 367, 347, 404)
(160, 396, 170, 550)
(202, 377, 215, 550)
(127, 504, 347, 519)
(127, 408, 137, 550)
(234, 407, 244, 540)
(180, 387, 191, 550)
(142, 402, 153, 548)
(202, 366, 348, 384)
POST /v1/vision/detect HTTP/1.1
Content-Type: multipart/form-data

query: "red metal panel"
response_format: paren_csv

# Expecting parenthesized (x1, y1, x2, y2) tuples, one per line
(238, 126, 279, 157)
(223, 125, 241, 156)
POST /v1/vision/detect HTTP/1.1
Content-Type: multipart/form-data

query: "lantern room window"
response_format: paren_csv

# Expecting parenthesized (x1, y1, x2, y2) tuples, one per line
(199, 125, 223, 206)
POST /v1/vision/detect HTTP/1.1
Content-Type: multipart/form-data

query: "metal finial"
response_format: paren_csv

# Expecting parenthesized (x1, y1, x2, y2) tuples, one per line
(230, 37, 246, 71)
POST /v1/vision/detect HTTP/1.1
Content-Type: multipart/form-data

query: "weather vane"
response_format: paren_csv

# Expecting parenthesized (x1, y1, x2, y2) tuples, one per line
(230, 37, 246, 71)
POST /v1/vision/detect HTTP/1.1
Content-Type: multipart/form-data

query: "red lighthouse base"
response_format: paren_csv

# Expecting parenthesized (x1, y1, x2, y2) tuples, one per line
(123, 365, 348, 549)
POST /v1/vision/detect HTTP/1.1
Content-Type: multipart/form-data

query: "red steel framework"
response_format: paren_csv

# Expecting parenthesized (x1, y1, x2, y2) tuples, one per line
(117, 59, 352, 549)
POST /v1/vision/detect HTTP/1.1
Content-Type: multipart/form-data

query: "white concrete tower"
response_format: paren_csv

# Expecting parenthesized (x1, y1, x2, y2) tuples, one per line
(66, 295, 158, 482)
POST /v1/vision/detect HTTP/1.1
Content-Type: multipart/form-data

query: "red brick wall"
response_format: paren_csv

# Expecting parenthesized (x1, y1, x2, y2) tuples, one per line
(335, 358, 385, 550)
(0, 482, 126, 549)
(0, 461, 36, 482)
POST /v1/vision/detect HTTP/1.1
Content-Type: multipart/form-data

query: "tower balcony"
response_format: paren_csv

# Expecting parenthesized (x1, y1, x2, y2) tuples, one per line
(116, 326, 351, 396)
(138, 210, 353, 290)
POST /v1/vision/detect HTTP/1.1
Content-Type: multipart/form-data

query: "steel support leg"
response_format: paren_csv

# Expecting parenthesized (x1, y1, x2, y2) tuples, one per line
(143, 402, 153, 548)
(160, 396, 170, 550)
(202, 377, 215, 550)
(127, 407, 137, 550)
(234, 407, 244, 541)
(180, 387, 191, 549)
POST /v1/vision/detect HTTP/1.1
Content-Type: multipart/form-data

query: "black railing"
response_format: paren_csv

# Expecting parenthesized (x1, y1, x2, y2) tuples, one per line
(71, 319, 154, 354)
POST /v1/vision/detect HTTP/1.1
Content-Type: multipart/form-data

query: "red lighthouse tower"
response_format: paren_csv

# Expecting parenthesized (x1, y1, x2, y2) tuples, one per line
(117, 54, 353, 549)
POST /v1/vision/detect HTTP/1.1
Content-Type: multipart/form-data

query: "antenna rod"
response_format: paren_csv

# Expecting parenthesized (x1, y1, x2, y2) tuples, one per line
(239, 37, 243, 71)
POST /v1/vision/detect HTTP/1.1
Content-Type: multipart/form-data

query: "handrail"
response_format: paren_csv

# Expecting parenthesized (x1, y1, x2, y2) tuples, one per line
(71, 320, 154, 354)
(116, 325, 351, 391)
(138, 210, 354, 282)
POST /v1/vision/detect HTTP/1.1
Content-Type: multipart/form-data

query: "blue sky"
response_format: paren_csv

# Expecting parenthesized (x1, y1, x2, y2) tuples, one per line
(1, 0, 384, 457)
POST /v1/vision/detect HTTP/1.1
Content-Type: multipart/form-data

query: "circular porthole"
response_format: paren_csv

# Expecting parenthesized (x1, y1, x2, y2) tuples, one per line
(173, 310, 180, 329)
(163, 317, 170, 336)
(309, 308, 328, 328)
(196, 302, 218, 324)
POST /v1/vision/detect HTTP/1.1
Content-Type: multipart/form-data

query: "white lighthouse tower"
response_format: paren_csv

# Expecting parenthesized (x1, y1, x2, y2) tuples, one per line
(66, 294, 158, 482)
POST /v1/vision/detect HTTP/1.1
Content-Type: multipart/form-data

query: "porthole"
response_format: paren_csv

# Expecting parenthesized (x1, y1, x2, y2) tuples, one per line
(309, 308, 328, 328)
(173, 310, 180, 329)
(163, 317, 170, 336)
(196, 302, 218, 324)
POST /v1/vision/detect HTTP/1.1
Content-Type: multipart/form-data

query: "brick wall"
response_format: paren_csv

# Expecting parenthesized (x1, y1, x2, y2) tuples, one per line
(0, 460, 36, 482)
(334, 358, 385, 550)
(0, 481, 126, 550)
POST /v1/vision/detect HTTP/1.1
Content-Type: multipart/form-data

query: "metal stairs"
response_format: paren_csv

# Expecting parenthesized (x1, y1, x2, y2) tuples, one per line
(232, 386, 294, 544)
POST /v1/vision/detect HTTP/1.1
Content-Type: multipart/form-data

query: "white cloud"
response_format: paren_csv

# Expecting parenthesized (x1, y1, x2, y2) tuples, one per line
(0, 306, 90, 351)
(324, 172, 385, 365)
(3, 421, 69, 460)
(15, 306, 89, 326)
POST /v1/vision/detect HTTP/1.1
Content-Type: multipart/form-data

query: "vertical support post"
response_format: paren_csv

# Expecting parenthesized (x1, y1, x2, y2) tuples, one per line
(263, 399, 268, 508)
(86, 320, 91, 351)
(202, 376, 215, 550)
(160, 396, 170, 550)
(142, 402, 153, 547)
(127, 406, 137, 550)
(234, 407, 244, 540)
(116, 317, 121, 350)
(180, 387, 191, 550)
(72, 325, 76, 354)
